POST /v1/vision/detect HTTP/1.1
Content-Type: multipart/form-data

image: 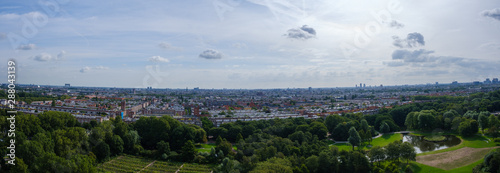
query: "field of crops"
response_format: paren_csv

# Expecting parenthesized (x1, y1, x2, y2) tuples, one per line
(97, 155, 213, 173)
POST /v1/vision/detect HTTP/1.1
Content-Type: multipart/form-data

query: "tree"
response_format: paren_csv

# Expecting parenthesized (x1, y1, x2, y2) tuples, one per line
(305, 155, 319, 173)
(134, 116, 171, 149)
(9, 158, 28, 173)
(400, 142, 416, 165)
(351, 151, 371, 173)
(417, 111, 435, 130)
(489, 114, 499, 128)
(309, 121, 328, 140)
(379, 122, 389, 133)
(384, 141, 401, 162)
(405, 112, 418, 130)
(107, 135, 124, 156)
(93, 141, 110, 162)
(325, 114, 343, 134)
(368, 146, 386, 166)
(360, 119, 369, 132)
(250, 157, 293, 173)
(459, 119, 479, 137)
(157, 140, 170, 159)
(181, 140, 197, 162)
(217, 157, 241, 173)
(479, 114, 489, 134)
(332, 123, 349, 141)
(348, 127, 361, 151)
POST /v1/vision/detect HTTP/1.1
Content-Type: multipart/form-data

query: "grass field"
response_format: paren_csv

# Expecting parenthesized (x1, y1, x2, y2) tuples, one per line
(331, 133, 403, 151)
(197, 143, 237, 153)
(416, 147, 498, 170)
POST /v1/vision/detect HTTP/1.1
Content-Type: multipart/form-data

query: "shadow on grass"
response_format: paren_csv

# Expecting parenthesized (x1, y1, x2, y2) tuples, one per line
(382, 134, 392, 140)
(462, 135, 488, 141)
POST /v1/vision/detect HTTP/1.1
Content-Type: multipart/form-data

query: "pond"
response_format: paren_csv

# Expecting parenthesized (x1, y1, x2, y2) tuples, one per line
(402, 134, 461, 153)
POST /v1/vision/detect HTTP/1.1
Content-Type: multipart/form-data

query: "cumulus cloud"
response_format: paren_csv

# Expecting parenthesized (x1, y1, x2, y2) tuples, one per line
(17, 43, 36, 50)
(158, 42, 172, 49)
(0, 11, 45, 20)
(57, 50, 66, 60)
(80, 67, 91, 73)
(33, 51, 66, 62)
(285, 25, 316, 40)
(391, 49, 435, 62)
(148, 56, 170, 63)
(389, 20, 404, 29)
(232, 42, 247, 49)
(199, 49, 223, 59)
(384, 49, 479, 69)
(158, 42, 181, 50)
(80, 66, 109, 73)
(481, 8, 500, 21)
(392, 32, 425, 48)
(33, 53, 53, 62)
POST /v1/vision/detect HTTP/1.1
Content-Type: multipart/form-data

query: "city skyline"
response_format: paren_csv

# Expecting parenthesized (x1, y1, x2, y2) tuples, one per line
(1, 1, 500, 89)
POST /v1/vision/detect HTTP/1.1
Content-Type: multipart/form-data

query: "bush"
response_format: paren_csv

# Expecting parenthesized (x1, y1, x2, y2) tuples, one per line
(423, 136, 446, 142)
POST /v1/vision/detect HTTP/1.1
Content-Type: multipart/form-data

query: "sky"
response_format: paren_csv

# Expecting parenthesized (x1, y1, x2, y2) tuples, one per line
(1, 0, 500, 89)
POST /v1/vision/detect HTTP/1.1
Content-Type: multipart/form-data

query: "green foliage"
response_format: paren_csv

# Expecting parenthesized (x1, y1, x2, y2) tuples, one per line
(459, 119, 479, 137)
(251, 157, 293, 173)
(309, 121, 328, 140)
(369, 146, 386, 164)
(332, 122, 350, 141)
(325, 114, 344, 134)
(380, 122, 390, 133)
(400, 142, 416, 165)
(348, 127, 361, 150)
(473, 149, 500, 173)
(93, 141, 111, 162)
(181, 140, 197, 162)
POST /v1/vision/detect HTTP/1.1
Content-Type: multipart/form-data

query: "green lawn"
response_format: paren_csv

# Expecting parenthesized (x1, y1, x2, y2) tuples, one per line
(331, 133, 403, 151)
(197, 143, 237, 153)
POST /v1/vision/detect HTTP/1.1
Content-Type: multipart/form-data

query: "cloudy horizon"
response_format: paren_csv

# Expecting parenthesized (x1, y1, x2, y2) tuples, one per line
(1, 0, 500, 89)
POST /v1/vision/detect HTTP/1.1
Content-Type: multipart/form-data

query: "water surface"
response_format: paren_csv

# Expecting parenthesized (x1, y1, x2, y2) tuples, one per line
(402, 134, 461, 153)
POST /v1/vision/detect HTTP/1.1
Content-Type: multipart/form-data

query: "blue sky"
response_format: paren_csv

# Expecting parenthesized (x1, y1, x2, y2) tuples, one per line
(1, 0, 500, 89)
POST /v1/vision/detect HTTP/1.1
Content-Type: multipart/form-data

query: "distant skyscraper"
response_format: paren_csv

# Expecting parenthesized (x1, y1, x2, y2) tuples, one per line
(363, 84, 366, 88)
(65, 83, 70, 87)
(493, 78, 499, 84)
(485, 78, 492, 84)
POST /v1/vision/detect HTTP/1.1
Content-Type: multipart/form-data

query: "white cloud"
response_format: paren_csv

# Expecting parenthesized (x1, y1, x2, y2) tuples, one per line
(57, 50, 66, 60)
(199, 49, 223, 59)
(17, 43, 36, 50)
(148, 56, 170, 63)
(80, 66, 109, 73)
(32, 51, 66, 62)
(33, 53, 53, 62)
(481, 8, 500, 21)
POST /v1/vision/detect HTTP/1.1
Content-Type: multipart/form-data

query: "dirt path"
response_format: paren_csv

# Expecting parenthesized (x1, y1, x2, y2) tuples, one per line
(175, 163, 184, 173)
(138, 160, 156, 173)
(416, 146, 500, 170)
